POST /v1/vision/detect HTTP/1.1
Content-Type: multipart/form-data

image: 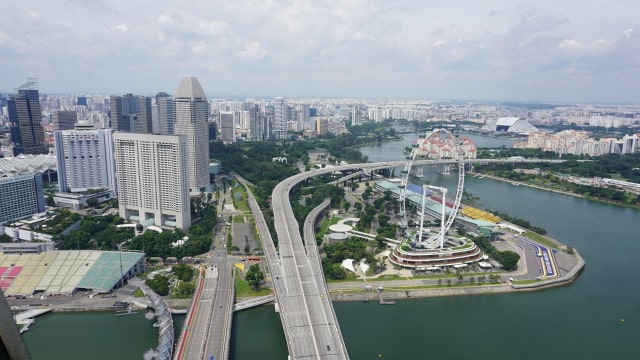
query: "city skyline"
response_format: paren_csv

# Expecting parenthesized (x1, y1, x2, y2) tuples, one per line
(1, 1, 640, 103)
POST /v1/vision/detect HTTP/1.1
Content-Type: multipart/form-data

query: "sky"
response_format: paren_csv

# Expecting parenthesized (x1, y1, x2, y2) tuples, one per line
(1, 0, 639, 103)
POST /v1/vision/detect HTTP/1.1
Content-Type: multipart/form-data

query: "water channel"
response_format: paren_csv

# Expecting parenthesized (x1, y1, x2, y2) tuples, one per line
(23, 133, 639, 359)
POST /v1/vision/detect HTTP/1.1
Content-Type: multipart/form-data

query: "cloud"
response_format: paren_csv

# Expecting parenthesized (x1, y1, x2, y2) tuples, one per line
(237, 41, 266, 60)
(109, 24, 129, 33)
(0, 0, 639, 103)
(558, 38, 583, 50)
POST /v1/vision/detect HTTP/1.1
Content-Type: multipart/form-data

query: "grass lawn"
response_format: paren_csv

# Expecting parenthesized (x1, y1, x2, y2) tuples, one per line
(451, 243, 473, 250)
(232, 181, 250, 211)
(133, 288, 145, 298)
(234, 269, 272, 297)
(523, 231, 559, 250)
(368, 274, 405, 281)
(318, 214, 341, 237)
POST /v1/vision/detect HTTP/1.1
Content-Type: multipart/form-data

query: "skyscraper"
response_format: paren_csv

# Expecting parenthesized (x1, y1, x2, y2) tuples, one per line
(7, 79, 47, 155)
(219, 111, 235, 143)
(316, 117, 329, 135)
(273, 97, 287, 139)
(248, 104, 264, 140)
(352, 106, 361, 125)
(109, 94, 152, 133)
(156, 92, 175, 135)
(53, 110, 78, 131)
(299, 104, 310, 124)
(54, 128, 116, 196)
(174, 77, 210, 193)
(113, 132, 190, 230)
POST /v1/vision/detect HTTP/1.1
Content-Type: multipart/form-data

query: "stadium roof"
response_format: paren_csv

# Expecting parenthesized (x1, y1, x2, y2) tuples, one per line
(0, 250, 144, 296)
(495, 117, 520, 126)
(0, 155, 57, 177)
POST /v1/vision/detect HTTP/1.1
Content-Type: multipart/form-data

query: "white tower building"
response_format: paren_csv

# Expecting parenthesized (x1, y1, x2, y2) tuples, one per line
(174, 77, 210, 193)
(273, 97, 288, 139)
(113, 132, 191, 231)
(54, 129, 116, 196)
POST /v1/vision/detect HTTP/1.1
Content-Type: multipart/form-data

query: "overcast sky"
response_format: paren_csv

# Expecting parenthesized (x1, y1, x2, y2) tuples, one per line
(1, 0, 639, 103)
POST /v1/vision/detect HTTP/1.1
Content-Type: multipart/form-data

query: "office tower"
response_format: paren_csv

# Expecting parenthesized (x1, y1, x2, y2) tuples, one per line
(156, 92, 175, 135)
(173, 77, 209, 193)
(54, 129, 116, 196)
(151, 104, 159, 134)
(0, 173, 45, 223)
(109, 94, 152, 133)
(220, 111, 235, 142)
(208, 121, 217, 141)
(77, 96, 88, 107)
(352, 106, 361, 125)
(53, 110, 78, 131)
(273, 97, 287, 139)
(113, 132, 190, 230)
(7, 79, 47, 155)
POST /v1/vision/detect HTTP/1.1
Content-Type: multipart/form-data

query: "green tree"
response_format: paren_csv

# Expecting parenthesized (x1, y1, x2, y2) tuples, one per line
(85, 198, 99, 208)
(498, 250, 520, 271)
(176, 281, 195, 296)
(245, 264, 264, 290)
(146, 275, 169, 296)
(172, 264, 194, 282)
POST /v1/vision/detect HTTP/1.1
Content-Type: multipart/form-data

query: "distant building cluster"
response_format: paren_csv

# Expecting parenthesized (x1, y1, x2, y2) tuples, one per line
(2, 76, 640, 234)
(0, 77, 210, 233)
(515, 130, 639, 156)
(414, 133, 477, 159)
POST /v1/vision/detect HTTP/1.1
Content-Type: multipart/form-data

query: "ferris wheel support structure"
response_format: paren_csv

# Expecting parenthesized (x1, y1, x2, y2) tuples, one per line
(398, 129, 467, 248)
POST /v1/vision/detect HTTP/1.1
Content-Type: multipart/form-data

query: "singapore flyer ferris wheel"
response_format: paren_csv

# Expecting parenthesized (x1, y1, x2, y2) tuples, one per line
(397, 129, 468, 249)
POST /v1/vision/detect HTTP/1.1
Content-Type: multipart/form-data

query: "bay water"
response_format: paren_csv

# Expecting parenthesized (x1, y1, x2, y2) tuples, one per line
(23, 133, 639, 359)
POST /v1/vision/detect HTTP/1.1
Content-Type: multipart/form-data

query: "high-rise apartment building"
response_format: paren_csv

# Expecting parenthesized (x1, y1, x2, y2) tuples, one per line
(0, 173, 45, 224)
(156, 92, 175, 135)
(54, 129, 116, 196)
(173, 77, 210, 193)
(113, 132, 190, 230)
(53, 111, 78, 131)
(352, 106, 361, 125)
(109, 94, 152, 133)
(7, 79, 47, 156)
(273, 97, 288, 139)
(316, 117, 329, 135)
(248, 104, 264, 140)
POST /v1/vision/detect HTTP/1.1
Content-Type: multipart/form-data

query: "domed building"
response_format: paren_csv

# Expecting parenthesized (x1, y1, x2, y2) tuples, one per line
(482, 117, 537, 134)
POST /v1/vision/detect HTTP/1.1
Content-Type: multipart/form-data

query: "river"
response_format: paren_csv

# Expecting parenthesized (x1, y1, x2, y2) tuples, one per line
(23, 133, 639, 359)
(22, 311, 184, 360)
